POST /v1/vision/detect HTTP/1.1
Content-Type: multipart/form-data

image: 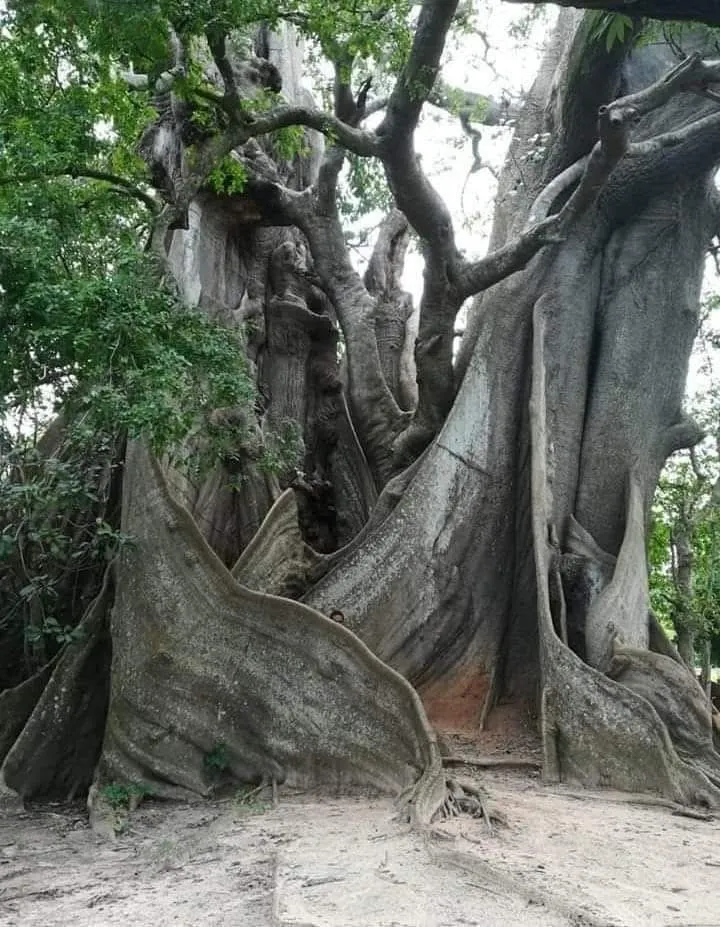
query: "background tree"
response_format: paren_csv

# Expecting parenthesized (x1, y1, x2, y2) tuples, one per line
(2, 0, 720, 823)
(649, 304, 720, 705)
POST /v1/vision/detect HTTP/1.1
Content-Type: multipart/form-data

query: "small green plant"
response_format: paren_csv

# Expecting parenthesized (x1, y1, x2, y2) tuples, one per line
(99, 782, 152, 810)
(25, 615, 85, 645)
(272, 124, 308, 161)
(259, 419, 304, 477)
(204, 741, 230, 772)
(206, 155, 248, 196)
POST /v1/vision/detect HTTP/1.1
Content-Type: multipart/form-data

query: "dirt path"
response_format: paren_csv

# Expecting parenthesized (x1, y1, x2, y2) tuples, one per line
(1, 770, 719, 926)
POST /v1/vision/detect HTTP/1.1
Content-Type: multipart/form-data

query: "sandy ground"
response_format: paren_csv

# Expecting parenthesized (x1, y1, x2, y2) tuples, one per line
(2, 768, 720, 927)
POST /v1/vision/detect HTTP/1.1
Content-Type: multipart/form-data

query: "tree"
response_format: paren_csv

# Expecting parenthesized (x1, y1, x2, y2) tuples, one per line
(649, 316, 720, 698)
(2, 0, 720, 826)
(649, 450, 720, 671)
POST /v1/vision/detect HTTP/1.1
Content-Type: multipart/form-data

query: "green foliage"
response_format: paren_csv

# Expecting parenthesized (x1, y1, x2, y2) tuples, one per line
(649, 424, 720, 659)
(0, 0, 422, 675)
(204, 742, 230, 772)
(633, 18, 720, 53)
(257, 419, 304, 479)
(588, 12, 634, 51)
(588, 10, 720, 54)
(100, 781, 153, 809)
(339, 155, 393, 222)
(0, 241, 255, 450)
(24, 615, 84, 646)
(0, 428, 126, 652)
(273, 125, 309, 162)
(12, 0, 415, 90)
(0, 6, 256, 451)
(0, 6, 153, 188)
(445, 89, 489, 124)
(207, 155, 249, 195)
(0, 4, 259, 667)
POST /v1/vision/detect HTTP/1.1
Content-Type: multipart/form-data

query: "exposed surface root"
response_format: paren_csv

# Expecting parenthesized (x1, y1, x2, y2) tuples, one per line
(443, 754, 541, 770)
(0, 657, 57, 765)
(436, 776, 506, 837)
(555, 786, 715, 820)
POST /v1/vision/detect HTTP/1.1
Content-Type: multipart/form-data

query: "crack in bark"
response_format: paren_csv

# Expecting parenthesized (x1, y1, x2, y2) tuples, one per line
(436, 442, 490, 476)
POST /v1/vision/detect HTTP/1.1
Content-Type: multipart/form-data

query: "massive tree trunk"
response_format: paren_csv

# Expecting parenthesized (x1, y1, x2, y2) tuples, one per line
(3, 8, 720, 819)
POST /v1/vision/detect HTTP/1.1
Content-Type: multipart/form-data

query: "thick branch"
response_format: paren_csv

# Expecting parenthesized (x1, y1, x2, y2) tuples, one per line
(457, 214, 562, 298)
(316, 62, 372, 215)
(615, 53, 720, 118)
(525, 158, 588, 229)
(378, 0, 460, 140)
(502, 0, 720, 28)
(241, 105, 379, 157)
(663, 416, 706, 456)
(628, 109, 720, 157)
(392, 252, 462, 465)
(237, 160, 408, 484)
(206, 26, 240, 105)
(364, 210, 411, 296)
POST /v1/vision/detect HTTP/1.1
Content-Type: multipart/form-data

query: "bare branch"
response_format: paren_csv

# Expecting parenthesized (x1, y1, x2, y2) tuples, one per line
(155, 24, 186, 94)
(316, 61, 374, 214)
(457, 214, 562, 298)
(664, 416, 706, 456)
(525, 157, 588, 229)
(362, 96, 389, 119)
(316, 146, 346, 215)
(616, 53, 720, 118)
(628, 110, 720, 157)
(689, 447, 708, 484)
(462, 51, 720, 299)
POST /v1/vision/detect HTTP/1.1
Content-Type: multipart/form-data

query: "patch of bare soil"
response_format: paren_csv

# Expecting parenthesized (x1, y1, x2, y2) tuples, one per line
(1, 769, 719, 926)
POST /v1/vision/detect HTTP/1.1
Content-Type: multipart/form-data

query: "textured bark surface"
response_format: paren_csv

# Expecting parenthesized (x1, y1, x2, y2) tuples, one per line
(504, 0, 720, 28)
(0, 657, 57, 765)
